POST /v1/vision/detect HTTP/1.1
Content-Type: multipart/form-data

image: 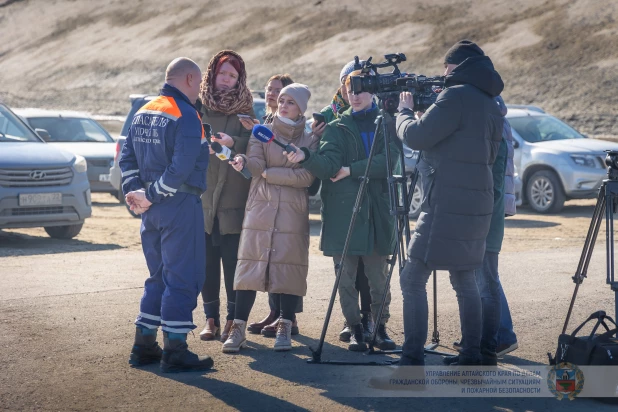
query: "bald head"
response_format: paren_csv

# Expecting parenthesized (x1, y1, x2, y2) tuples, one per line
(165, 57, 202, 103)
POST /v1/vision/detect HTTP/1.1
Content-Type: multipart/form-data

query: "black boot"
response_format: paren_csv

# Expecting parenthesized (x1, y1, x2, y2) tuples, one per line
(129, 326, 162, 366)
(160, 332, 214, 373)
(442, 354, 481, 366)
(445, 350, 497, 366)
(348, 324, 368, 352)
(360, 311, 373, 343)
(481, 349, 498, 366)
(339, 321, 351, 342)
(442, 354, 459, 366)
(374, 324, 396, 350)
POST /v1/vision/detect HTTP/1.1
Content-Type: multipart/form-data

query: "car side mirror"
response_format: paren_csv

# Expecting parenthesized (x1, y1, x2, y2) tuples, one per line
(35, 128, 51, 141)
(513, 140, 520, 149)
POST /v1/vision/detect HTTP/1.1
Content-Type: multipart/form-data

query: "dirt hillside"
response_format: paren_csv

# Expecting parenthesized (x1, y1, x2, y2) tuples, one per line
(0, 0, 616, 136)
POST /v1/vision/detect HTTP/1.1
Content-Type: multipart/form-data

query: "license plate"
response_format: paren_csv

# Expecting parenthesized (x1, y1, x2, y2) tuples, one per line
(19, 193, 62, 206)
(99, 174, 111, 182)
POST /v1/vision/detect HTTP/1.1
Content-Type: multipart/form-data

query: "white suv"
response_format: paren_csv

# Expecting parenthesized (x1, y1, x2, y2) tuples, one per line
(507, 106, 618, 213)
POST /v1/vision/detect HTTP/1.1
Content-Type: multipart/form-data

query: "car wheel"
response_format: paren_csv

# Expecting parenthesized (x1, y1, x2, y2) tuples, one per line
(525, 170, 566, 213)
(44, 224, 83, 239)
(125, 202, 141, 218)
(408, 179, 422, 219)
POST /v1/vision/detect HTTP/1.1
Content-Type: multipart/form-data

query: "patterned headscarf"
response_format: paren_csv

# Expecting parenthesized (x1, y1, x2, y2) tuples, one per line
(200, 50, 253, 115)
(329, 86, 349, 118)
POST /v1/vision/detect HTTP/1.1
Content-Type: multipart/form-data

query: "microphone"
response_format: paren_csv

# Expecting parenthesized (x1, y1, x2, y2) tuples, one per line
(210, 141, 252, 179)
(252, 124, 297, 153)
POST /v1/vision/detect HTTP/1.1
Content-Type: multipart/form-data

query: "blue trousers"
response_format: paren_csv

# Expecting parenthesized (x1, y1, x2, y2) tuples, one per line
(466, 252, 518, 351)
(498, 282, 518, 346)
(134, 193, 206, 334)
(475, 252, 501, 353)
(400, 257, 482, 365)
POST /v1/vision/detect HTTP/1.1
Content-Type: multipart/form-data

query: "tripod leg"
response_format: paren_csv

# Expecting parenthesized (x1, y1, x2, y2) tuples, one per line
(607, 190, 615, 288)
(310, 116, 383, 362)
(561, 188, 606, 334)
(367, 237, 401, 349)
(432, 270, 439, 345)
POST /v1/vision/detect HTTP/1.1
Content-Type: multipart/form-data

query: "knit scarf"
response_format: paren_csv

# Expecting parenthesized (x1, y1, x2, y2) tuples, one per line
(199, 50, 253, 116)
(329, 87, 349, 119)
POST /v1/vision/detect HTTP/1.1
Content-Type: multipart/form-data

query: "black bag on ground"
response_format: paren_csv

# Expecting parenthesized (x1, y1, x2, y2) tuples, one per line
(549, 310, 618, 366)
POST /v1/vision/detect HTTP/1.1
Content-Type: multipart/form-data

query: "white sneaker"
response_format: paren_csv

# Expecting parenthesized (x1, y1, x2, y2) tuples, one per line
(274, 318, 293, 351)
(222, 320, 247, 353)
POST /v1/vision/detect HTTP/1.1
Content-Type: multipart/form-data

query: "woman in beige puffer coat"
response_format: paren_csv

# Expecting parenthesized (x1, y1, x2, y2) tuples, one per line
(222, 83, 318, 353)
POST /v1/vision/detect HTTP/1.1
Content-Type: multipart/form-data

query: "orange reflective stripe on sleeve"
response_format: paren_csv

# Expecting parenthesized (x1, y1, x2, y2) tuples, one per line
(196, 110, 205, 140)
(137, 96, 182, 121)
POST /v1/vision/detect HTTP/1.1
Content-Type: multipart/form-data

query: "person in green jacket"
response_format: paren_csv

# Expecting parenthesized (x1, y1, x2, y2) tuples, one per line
(315, 60, 376, 343)
(286, 70, 399, 352)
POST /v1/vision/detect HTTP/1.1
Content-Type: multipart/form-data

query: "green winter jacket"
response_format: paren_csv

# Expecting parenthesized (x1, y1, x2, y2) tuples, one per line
(300, 107, 399, 256)
(320, 105, 342, 125)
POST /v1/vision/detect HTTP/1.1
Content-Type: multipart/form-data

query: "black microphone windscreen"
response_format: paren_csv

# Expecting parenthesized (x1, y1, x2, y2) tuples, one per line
(211, 141, 223, 152)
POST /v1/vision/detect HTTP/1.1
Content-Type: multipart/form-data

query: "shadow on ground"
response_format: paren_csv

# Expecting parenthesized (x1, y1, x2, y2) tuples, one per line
(0, 230, 122, 257)
(504, 219, 560, 229)
(518, 203, 596, 220)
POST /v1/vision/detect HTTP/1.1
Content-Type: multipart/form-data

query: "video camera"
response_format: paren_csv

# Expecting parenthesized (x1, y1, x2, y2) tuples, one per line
(349, 54, 445, 113)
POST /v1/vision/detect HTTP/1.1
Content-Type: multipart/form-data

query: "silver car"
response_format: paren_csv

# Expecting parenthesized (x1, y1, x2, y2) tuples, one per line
(0, 103, 91, 239)
(507, 107, 618, 213)
(15, 108, 118, 197)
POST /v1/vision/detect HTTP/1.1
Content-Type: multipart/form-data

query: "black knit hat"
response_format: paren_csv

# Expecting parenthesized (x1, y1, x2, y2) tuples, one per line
(443, 40, 485, 65)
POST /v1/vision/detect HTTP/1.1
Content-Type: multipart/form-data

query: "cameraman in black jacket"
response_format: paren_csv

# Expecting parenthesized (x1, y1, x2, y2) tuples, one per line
(396, 40, 504, 365)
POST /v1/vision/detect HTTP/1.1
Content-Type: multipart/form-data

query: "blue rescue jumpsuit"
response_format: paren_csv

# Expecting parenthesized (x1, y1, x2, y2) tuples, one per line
(119, 83, 209, 334)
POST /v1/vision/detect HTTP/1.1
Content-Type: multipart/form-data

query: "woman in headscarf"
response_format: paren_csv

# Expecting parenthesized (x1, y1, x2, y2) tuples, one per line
(199, 50, 255, 343)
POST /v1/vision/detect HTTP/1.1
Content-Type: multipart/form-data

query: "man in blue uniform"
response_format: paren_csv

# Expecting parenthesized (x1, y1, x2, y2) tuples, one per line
(120, 57, 213, 373)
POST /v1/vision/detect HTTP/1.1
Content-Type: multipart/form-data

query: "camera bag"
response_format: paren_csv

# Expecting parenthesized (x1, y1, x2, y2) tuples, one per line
(549, 310, 618, 366)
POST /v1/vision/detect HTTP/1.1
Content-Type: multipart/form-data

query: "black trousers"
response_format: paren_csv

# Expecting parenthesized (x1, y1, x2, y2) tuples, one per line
(265, 261, 371, 314)
(201, 222, 240, 325)
(268, 293, 303, 313)
(236, 290, 300, 322)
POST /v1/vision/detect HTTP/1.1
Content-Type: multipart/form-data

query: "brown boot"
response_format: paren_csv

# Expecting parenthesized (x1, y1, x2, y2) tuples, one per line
(262, 317, 300, 337)
(199, 318, 219, 341)
(220, 319, 234, 342)
(247, 310, 278, 334)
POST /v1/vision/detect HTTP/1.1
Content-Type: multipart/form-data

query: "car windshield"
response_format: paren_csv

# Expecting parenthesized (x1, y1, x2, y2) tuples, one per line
(27, 117, 114, 142)
(0, 105, 42, 142)
(509, 115, 584, 143)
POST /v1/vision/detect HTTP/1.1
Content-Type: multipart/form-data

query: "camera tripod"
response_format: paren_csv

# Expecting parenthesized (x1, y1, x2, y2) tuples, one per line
(561, 178, 618, 336)
(307, 108, 452, 366)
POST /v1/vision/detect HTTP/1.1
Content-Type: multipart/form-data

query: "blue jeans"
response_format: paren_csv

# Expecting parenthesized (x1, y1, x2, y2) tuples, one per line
(497, 281, 517, 346)
(400, 257, 482, 365)
(475, 252, 501, 353)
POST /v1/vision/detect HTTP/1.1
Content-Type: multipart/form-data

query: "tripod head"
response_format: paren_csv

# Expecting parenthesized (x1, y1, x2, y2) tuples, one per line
(605, 150, 618, 181)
